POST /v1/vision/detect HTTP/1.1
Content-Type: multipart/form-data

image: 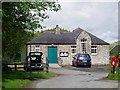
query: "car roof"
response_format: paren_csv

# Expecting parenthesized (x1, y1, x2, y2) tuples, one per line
(76, 53, 90, 55)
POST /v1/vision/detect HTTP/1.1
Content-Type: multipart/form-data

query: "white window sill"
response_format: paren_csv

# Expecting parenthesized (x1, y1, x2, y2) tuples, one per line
(91, 53, 97, 56)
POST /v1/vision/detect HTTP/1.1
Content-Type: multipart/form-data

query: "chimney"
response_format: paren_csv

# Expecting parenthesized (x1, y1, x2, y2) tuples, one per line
(54, 25, 60, 34)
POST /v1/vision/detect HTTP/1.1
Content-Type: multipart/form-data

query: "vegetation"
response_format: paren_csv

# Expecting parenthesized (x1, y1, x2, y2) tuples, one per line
(105, 64, 120, 80)
(33, 28, 69, 39)
(109, 41, 120, 57)
(2, 70, 57, 88)
(109, 41, 120, 51)
(2, 1, 61, 63)
(107, 41, 120, 80)
(107, 72, 120, 80)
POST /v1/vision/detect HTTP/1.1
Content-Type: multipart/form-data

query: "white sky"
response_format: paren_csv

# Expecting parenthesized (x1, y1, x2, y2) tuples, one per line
(40, 0, 119, 43)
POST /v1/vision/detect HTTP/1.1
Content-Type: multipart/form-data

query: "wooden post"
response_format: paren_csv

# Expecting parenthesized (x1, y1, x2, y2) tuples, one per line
(15, 63, 17, 71)
(46, 57, 49, 73)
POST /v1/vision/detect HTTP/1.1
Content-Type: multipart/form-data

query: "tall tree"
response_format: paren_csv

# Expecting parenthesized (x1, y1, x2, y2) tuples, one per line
(2, 1, 61, 62)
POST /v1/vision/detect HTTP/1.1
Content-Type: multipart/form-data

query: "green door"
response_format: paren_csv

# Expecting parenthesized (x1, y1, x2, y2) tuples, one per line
(48, 47, 57, 63)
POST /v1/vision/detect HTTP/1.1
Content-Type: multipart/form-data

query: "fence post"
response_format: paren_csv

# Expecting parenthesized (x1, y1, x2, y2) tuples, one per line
(46, 57, 49, 73)
(14, 63, 17, 71)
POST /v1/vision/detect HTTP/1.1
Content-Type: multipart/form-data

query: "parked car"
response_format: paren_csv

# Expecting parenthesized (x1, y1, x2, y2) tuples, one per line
(24, 52, 44, 71)
(72, 53, 91, 67)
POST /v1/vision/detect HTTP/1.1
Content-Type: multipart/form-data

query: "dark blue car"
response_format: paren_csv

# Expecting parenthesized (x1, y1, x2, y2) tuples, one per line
(72, 53, 91, 67)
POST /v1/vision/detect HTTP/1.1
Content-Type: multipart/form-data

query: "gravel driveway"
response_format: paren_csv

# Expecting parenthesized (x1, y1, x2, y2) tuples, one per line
(62, 65, 111, 73)
(23, 65, 118, 88)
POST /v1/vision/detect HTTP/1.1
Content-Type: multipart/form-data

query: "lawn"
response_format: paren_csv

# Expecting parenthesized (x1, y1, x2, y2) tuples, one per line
(2, 70, 57, 89)
(106, 65, 120, 80)
(107, 72, 120, 80)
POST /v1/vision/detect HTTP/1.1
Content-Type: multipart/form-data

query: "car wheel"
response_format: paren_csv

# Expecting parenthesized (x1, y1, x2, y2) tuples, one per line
(88, 65, 91, 68)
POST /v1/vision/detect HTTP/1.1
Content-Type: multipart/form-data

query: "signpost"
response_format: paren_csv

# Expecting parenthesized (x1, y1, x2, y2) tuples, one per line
(111, 56, 117, 74)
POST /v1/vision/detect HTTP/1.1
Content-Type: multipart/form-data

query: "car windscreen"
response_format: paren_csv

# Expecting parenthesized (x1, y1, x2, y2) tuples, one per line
(79, 54, 90, 58)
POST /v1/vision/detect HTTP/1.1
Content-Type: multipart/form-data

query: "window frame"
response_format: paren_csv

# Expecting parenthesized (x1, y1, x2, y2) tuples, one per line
(91, 45, 97, 55)
(35, 45, 40, 52)
(81, 39, 87, 54)
(71, 45, 77, 55)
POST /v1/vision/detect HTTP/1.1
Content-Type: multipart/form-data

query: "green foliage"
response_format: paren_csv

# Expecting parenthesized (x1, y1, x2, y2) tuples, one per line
(2, 2, 61, 62)
(109, 41, 120, 51)
(109, 41, 120, 58)
(107, 72, 120, 80)
(104, 65, 118, 71)
(33, 28, 69, 39)
(2, 70, 57, 88)
(107, 65, 120, 80)
(2, 79, 30, 89)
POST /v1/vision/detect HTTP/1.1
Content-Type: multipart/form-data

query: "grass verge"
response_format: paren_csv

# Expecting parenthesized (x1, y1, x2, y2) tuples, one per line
(2, 70, 57, 88)
(103, 65, 120, 80)
(107, 72, 120, 80)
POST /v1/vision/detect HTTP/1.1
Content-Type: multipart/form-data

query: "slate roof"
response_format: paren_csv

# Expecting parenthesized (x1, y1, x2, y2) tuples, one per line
(72, 27, 109, 45)
(28, 27, 109, 45)
(29, 32, 76, 45)
(111, 45, 120, 52)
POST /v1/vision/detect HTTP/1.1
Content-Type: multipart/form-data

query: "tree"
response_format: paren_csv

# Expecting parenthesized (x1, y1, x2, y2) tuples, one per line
(33, 28, 69, 39)
(2, 1, 61, 62)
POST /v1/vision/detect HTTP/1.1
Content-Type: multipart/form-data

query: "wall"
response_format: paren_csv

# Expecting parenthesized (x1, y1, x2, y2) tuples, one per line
(27, 44, 75, 65)
(58, 45, 75, 65)
(27, 44, 110, 65)
(91, 45, 110, 65)
(27, 45, 47, 63)
(76, 31, 91, 54)
(75, 31, 109, 65)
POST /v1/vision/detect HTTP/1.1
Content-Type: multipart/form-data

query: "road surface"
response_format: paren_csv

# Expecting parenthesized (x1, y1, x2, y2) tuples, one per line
(23, 66, 118, 88)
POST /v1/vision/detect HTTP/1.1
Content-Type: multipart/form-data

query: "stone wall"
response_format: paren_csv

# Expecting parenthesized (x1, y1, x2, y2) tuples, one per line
(27, 43, 109, 65)
(76, 31, 91, 54)
(91, 45, 110, 65)
(57, 45, 75, 65)
(27, 45, 47, 63)
(75, 31, 109, 65)
(27, 44, 75, 65)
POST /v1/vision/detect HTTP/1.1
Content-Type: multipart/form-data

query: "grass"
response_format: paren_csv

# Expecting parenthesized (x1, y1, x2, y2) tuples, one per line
(106, 65, 120, 80)
(104, 65, 119, 71)
(2, 70, 57, 89)
(3, 79, 30, 88)
(103, 64, 120, 80)
(107, 72, 120, 80)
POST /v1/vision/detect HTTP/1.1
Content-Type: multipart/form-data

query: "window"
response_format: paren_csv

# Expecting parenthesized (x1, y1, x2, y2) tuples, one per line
(81, 38, 87, 54)
(71, 46, 76, 54)
(91, 46, 97, 54)
(35, 45, 40, 52)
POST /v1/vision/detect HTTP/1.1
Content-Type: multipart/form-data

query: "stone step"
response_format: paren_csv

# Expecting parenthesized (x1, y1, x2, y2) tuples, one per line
(49, 64, 61, 68)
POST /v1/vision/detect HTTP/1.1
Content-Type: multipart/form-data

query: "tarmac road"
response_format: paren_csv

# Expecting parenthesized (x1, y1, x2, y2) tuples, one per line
(23, 66, 118, 88)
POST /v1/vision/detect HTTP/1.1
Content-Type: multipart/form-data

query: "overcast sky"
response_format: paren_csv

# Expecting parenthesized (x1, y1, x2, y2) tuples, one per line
(40, 0, 118, 43)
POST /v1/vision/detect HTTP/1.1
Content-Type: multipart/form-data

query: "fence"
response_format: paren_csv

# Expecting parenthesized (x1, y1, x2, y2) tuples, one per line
(7, 63, 49, 72)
